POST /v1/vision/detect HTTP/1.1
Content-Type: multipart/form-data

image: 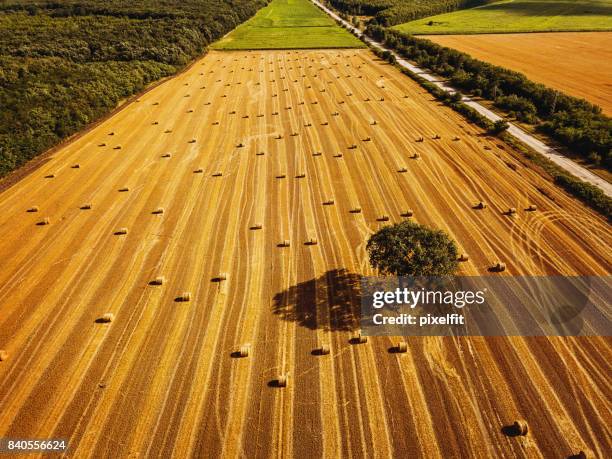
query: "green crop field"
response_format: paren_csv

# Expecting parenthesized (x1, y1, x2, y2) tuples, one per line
(212, 0, 365, 49)
(393, 0, 612, 34)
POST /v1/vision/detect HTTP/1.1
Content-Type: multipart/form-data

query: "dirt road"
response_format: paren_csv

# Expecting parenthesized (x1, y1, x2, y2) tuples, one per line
(0, 49, 610, 458)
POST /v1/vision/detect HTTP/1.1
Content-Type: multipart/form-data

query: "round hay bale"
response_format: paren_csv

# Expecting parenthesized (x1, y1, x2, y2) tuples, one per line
(319, 344, 330, 355)
(218, 273, 228, 281)
(475, 201, 487, 209)
(115, 227, 128, 235)
(38, 217, 50, 226)
(355, 331, 367, 344)
(119, 187, 130, 192)
(72, 164, 80, 169)
(212, 172, 223, 177)
(296, 173, 306, 178)
(458, 253, 469, 262)
(507, 207, 517, 215)
(256, 151, 265, 156)
(0, 350, 8, 361)
(151, 276, 165, 286)
(313, 152, 322, 157)
(513, 420, 528, 436)
(493, 261, 506, 272)
(162, 153, 172, 158)
(333, 153, 343, 158)
(323, 199, 335, 206)
(239, 344, 251, 357)
(377, 215, 390, 222)
(99, 313, 114, 323)
(398, 167, 407, 173)
(45, 174, 55, 179)
(80, 203, 92, 210)
(401, 209, 414, 217)
(250, 223, 263, 230)
(397, 341, 408, 353)
(153, 207, 165, 215)
(527, 204, 537, 211)
(277, 374, 288, 387)
(306, 237, 318, 246)
(194, 168, 204, 174)
(280, 240, 290, 247)
(178, 292, 191, 302)
(27, 206, 39, 213)
(350, 207, 362, 214)
(411, 153, 420, 159)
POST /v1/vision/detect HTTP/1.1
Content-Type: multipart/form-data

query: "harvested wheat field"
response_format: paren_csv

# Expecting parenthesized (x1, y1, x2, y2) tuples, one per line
(0, 49, 610, 458)
(424, 32, 612, 114)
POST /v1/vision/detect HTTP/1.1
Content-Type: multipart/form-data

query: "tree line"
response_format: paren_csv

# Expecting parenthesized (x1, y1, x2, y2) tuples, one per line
(0, 0, 268, 178)
(326, 0, 490, 26)
(366, 25, 612, 171)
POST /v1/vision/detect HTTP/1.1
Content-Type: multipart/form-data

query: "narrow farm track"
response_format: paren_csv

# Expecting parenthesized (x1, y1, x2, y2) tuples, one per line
(0, 49, 610, 458)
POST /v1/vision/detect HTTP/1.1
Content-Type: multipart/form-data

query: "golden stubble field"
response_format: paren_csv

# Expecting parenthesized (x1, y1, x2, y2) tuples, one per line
(0, 49, 610, 458)
(423, 32, 612, 115)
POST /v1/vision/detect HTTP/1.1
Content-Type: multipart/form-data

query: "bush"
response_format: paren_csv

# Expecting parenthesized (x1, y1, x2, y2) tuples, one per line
(490, 119, 510, 135)
(366, 221, 459, 276)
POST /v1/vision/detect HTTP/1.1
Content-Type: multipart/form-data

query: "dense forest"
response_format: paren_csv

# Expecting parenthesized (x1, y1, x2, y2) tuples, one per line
(326, 0, 491, 26)
(366, 26, 612, 171)
(0, 0, 268, 177)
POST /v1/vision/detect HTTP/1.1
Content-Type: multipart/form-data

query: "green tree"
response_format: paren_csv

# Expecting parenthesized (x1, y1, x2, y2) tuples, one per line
(490, 119, 510, 134)
(366, 221, 459, 277)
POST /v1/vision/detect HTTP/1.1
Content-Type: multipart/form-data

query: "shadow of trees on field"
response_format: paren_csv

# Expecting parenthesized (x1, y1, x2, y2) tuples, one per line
(272, 269, 361, 331)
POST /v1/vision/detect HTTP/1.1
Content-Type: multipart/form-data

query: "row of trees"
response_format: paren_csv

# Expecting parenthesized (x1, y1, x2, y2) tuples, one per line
(0, 0, 268, 177)
(327, 0, 490, 26)
(366, 25, 612, 171)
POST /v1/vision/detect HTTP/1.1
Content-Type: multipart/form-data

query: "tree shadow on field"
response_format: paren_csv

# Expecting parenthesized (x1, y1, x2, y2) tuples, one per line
(272, 269, 361, 331)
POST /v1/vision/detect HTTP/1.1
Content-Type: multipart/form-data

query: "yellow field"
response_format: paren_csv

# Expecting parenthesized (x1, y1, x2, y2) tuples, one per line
(423, 32, 612, 115)
(0, 49, 610, 457)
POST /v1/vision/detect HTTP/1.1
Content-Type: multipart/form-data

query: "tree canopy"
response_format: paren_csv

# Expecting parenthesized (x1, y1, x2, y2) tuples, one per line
(366, 221, 459, 277)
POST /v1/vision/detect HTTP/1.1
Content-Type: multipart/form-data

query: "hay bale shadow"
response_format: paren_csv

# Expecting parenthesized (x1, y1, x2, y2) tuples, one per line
(501, 424, 522, 437)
